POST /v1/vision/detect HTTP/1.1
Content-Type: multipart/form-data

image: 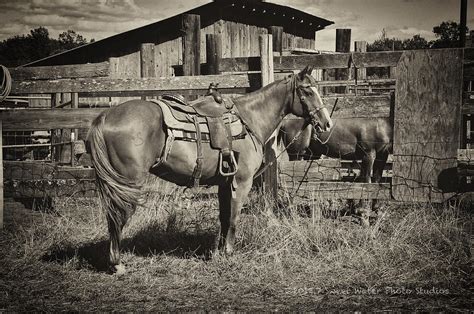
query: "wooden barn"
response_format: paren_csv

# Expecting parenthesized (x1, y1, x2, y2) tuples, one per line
(25, 0, 333, 78)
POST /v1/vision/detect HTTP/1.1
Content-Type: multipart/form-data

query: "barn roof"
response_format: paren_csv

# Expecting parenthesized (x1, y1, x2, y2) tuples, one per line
(26, 0, 334, 66)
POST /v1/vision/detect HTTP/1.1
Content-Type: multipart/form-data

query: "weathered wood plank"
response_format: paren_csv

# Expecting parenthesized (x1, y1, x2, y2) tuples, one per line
(458, 149, 474, 162)
(282, 181, 392, 200)
(321, 94, 392, 118)
(9, 62, 109, 81)
(3, 161, 97, 198)
(140, 43, 156, 78)
(0, 108, 105, 130)
(219, 51, 403, 72)
(279, 159, 341, 186)
(392, 49, 463, 202)
(11, 74, 252, 95)
(77, 87, 250, 98)
(3, 179, 97, 198)
(3, 161, 95, 180)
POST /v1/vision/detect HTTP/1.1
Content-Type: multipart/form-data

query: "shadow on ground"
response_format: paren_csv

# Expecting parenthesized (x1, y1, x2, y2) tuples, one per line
(42, 224, 216, 272)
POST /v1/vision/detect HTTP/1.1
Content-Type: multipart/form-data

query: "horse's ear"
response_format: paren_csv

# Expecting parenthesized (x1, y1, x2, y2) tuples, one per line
(298, 65, 314, 80)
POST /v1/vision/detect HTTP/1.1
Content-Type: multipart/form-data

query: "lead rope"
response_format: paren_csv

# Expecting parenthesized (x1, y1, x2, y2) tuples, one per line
(253, 120, 310, 179)
(293, 97, 339, 197)
(0, 65, 12, 103)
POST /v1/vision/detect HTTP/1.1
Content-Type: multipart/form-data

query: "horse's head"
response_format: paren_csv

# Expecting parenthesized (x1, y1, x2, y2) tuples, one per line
(291, 65, 333, 133)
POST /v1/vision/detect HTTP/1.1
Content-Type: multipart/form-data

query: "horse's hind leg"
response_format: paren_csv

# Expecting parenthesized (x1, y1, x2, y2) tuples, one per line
(217, 177, 253, 255)
(371, 150, 389, 212)
(356, 150, 376, 226)
(107, 203, 137, 274)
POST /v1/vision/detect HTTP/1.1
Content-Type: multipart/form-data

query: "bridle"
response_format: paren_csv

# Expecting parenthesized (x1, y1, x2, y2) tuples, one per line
(291, 74, 326, 134)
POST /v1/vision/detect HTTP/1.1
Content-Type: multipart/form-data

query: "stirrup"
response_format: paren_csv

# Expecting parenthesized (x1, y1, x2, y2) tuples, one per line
(219, 151, 238, 177)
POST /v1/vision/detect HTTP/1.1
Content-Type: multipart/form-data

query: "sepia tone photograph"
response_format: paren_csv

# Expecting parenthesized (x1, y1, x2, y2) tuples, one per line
(0, 0, 472, 311)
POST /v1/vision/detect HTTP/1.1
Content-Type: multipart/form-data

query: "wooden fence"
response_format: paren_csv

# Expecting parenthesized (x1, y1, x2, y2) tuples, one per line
(1, 37, 472, 228)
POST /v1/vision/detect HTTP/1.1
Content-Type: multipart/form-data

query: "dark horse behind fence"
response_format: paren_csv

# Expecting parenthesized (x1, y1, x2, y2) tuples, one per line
(87, 66, 333, 274)
(278, 115, 392, 223)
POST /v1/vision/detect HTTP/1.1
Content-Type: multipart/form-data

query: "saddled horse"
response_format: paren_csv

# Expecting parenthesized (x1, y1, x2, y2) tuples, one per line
(278, 115, 392, 223)
(87, 66, 333, 274)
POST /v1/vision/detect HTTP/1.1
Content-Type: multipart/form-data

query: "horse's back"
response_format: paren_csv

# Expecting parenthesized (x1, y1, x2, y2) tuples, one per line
(334, 117, 392, 154)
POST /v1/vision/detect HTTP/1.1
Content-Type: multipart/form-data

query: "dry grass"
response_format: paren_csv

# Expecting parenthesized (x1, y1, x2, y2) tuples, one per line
(0, 179, 472, 311)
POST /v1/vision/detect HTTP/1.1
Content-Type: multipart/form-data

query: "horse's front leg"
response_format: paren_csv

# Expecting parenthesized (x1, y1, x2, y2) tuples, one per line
(217, 177, 253, 255)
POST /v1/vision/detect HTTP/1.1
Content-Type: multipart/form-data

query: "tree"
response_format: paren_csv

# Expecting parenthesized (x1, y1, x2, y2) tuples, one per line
(402, 35, 430, 50)
(58, 30, 88, 51)
(367, 29, 429, 52)
(367, 29, 403, 52)
(430, 21, 468, 48)
(0, 27, 94, 67)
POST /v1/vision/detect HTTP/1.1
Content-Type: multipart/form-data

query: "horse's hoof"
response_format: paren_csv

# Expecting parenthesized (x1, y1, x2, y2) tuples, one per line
(360, 216, 370, 227)
(111, 263, 126, 276)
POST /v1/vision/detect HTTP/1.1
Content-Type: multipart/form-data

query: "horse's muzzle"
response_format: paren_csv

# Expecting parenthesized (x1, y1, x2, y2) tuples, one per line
(310, 107, 332, 133)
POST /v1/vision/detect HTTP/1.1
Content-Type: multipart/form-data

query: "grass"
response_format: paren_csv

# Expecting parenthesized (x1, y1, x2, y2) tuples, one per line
(0, 178, 472, 311)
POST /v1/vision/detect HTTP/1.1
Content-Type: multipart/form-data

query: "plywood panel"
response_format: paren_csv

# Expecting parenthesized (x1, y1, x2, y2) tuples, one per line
(392, 49, 463, 202)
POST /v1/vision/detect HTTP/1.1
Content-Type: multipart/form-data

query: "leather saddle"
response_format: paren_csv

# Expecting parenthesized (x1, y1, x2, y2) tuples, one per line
(150, 89, 245, 184)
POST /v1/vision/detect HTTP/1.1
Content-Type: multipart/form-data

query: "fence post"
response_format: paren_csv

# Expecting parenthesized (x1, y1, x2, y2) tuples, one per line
(70, 92, 79, 166)
(335, 29, 351, 94)
(206, 34, 222, 75)
(182, 14, 201, 77)
(354, 41, 367, 95)
(260, 34, 278, 203)
(51, 93, 60, 162)
(0, 120, 3, 229)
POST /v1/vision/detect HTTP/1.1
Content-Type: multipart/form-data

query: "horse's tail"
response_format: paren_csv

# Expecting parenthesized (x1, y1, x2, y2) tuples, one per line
(87, 111, 142, 241)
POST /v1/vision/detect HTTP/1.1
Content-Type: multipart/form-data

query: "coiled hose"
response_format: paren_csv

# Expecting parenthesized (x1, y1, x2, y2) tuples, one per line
(1, 65, 12, 103)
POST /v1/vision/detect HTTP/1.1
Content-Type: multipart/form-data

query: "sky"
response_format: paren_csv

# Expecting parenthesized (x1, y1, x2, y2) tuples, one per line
(0, 0, 472, 51)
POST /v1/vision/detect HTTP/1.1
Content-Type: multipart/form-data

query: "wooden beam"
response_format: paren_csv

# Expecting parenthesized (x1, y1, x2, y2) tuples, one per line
(460, 0, 467, 47)
(182, 14, 201, 76)
(77, 87, 250, 98)
(206, 34, 222, 75)
(219, 51, 403, 72)
(354, 41, 367, 89)
(9, 62, 109, 80)
(11, 74, 252, 95)
(0, 108, 105, 131)
(335, 29, 351, 93)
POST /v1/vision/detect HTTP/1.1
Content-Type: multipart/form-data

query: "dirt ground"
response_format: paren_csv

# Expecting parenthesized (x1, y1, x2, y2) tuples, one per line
(0, 197, 472, 311)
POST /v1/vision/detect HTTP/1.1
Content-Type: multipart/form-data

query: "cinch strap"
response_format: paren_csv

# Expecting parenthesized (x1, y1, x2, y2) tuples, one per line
(190, 115, 203, 187)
